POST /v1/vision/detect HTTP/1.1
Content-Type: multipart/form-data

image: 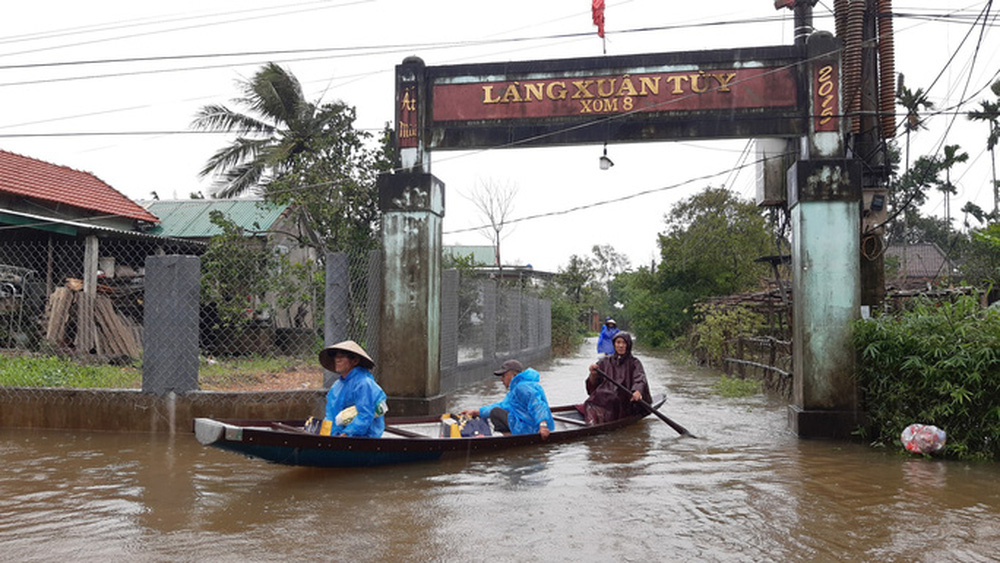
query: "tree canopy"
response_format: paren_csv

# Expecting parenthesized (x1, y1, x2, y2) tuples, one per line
(657, 187, 773, 297)
(193, 62, 389, 252)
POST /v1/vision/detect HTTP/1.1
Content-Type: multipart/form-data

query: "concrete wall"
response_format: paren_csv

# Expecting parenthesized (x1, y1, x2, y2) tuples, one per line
(0, 387, 325, 434)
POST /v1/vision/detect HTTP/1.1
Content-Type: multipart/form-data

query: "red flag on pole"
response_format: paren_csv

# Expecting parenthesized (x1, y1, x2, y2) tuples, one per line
(592, 0, 605, 38)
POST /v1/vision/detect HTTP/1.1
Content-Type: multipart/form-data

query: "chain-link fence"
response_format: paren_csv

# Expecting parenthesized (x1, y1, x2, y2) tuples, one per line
(0, 237, 379, 394)
(441, 270, 552, 391)
(0, 233, 550, 430)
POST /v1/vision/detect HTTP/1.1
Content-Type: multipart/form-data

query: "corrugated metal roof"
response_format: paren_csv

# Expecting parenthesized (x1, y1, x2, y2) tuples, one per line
(0, 149, 159, 223)
(143, 199, 290, 238)
(445, 245, 496, 266)
(885, 243, 955, 278)
(0, 207, 198, 244)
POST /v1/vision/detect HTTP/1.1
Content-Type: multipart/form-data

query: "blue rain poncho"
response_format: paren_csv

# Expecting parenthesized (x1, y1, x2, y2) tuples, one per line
(478, 368, 555, 435)
(324, 365, 387, 438)
(597, 323, 620, 355)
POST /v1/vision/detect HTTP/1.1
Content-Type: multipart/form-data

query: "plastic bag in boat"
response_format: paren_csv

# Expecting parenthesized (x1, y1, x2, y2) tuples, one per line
(439, 414, 492, 438)
(901, 424, 946, 455)
(304, 417, 322, 434)
(334, 401, 389, 427)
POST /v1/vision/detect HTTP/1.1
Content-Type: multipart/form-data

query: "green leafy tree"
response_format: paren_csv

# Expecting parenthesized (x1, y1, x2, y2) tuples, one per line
(557, 254, 598, 306)
(200, 211, 275, 328)
(884, 154, 946, 245)
(614, 266, 695, 347)
(612, 188, 775, 346)
(554, 254, 605, 330)
(591, 243, 630, 317)
(264, 115, 388, 252)
(657, 187, 772, 297)
(961, 223, 1000, 288)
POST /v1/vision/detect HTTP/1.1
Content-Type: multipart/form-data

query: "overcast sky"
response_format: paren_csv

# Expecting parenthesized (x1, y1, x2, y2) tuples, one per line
(3, 1, 998, 272)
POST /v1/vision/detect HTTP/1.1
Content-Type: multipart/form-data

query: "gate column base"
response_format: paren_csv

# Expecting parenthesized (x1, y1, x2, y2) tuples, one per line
(788, 405, 865, 439)
(386, 395, 448, 418)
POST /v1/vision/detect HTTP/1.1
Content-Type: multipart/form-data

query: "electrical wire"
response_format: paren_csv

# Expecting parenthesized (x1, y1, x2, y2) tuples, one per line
(1, 3, 996, 239)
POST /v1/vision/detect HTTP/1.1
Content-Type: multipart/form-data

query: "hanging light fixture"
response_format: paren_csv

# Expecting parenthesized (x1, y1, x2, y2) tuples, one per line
(599, 143, 614, 170)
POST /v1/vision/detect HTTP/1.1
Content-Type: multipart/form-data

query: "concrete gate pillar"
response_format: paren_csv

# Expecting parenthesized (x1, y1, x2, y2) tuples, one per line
(787, 32, 863, 438)
(376, 172, 446, 416)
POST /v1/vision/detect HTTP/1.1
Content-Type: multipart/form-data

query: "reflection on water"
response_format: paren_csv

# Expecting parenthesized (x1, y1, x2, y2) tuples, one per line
(2, 339, 1000, 562)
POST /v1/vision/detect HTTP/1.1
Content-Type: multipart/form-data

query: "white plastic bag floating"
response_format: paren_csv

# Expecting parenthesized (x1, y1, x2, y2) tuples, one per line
(901, 424, 946, 455)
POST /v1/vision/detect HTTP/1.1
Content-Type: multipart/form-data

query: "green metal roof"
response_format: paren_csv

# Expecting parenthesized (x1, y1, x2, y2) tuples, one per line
(143, 199, 289, 238)
(444, 245, 496, 266)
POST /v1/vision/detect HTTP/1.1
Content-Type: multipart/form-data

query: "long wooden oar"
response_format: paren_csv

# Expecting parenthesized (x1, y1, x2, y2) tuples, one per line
(595, 367, 696, 438)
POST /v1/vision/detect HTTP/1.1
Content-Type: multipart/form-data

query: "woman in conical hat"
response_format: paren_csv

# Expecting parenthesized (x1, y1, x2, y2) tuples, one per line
(318, 340, 386, 437)
(319, 339, 374, 371)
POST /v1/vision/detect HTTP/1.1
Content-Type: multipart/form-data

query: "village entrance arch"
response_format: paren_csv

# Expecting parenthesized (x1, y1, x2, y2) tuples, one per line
(377, 32, 862, 438)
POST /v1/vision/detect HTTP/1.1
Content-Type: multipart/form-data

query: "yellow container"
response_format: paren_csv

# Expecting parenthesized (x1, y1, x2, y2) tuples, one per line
(320, 419, 333, 436)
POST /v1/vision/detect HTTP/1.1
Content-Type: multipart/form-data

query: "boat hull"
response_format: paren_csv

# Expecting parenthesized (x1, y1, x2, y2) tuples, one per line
(194, 396, 666, 468)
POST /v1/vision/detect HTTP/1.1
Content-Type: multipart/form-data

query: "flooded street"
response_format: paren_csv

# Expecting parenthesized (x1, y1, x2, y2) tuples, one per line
(3, 338, 1000, 562)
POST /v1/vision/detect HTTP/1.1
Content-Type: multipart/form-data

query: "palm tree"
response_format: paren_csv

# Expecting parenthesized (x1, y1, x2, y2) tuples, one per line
(967, 79, 1000, 216)
(897, 77, 935, 171)
(938, 144, 969, 243)
(896, 76, 935, 275)
(192, 62, 323, 198)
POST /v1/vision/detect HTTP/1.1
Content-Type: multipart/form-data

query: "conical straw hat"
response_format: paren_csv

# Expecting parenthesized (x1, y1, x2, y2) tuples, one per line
(319, 340, 375, 371)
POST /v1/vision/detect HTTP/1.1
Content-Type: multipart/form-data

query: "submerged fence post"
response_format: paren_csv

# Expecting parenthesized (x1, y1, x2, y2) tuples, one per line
(143, 255, 200, 395)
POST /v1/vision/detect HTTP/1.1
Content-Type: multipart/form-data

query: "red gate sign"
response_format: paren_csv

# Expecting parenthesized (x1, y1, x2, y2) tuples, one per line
(431, 67, 798, 122)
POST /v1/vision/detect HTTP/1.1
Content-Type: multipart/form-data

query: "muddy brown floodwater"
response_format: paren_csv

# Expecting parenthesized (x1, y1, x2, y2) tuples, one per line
(2, 338, 999, 562)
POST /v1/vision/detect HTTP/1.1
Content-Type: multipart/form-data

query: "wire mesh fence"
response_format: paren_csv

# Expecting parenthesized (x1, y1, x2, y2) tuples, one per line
(1, 234, 551, 429)
(0, 237, 381, 398)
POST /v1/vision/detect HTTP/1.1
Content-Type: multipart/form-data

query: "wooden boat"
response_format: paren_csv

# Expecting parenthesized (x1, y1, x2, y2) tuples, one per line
(193, 395, 666, 468)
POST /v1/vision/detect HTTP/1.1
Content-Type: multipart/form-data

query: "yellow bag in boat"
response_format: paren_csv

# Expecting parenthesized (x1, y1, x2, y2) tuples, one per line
(320, 419, 333, 436)
(440, 414, 461, 438)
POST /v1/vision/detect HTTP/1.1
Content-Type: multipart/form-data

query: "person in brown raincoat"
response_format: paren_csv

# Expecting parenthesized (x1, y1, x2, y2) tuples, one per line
(584, 332, 652, 425)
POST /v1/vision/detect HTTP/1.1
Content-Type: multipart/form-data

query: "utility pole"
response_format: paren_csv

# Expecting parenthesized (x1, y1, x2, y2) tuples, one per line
(855, 0, 890, 308)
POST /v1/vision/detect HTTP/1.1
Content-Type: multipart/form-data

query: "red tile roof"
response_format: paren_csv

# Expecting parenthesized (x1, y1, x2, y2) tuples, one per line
(0, 149, 158, 223)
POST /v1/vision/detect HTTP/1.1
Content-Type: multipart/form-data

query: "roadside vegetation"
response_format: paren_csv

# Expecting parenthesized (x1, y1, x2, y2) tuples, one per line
(0, 354, 319, 391)
(0, 355, 140, 388)
(853, 295, 1000, 461)
(713, 375, 762, 398)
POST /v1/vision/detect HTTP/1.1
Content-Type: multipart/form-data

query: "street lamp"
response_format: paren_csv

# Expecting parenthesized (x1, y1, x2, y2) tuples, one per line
(599, 143, 614, 170)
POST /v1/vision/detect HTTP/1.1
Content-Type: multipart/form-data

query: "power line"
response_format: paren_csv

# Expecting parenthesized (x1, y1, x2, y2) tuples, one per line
(0, 0, 373, 59)
(443, 155, 775, 235)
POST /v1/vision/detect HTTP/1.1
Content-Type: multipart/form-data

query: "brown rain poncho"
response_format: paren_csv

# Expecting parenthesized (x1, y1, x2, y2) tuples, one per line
(584, 332, 652, 425)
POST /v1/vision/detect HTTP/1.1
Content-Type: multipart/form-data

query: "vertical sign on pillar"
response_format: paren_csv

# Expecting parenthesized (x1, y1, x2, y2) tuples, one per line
(813, 58, 839, 134)
(395, 56, 427, 173)
(398, 85, 418, 149)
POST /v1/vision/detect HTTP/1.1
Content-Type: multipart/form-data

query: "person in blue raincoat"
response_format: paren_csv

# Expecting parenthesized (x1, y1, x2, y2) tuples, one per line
(318, 340, 387, 438)
(596, 317, 619, 355)
(460, 359, 555, 439)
